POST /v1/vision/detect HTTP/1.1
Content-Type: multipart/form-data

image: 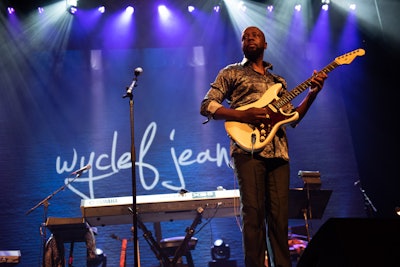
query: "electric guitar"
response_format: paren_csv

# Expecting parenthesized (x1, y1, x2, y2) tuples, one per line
(225, 48, 365, 152)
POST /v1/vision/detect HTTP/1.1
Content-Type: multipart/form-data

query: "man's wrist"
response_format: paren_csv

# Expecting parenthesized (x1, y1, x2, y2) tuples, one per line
(308, 89, 319, 99)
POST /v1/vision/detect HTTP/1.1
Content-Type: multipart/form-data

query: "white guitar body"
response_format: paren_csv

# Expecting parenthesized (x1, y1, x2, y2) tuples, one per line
(225, 83, 299, 152)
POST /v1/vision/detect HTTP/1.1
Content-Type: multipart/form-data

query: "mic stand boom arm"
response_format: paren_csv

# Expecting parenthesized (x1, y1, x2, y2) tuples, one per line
(25, 172, 82, 266)
(355, 180, 377, 217)
(26, 172, 82, 216)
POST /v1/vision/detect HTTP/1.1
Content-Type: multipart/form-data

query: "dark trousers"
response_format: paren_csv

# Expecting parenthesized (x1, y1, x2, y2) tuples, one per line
(232, 154, 291, 267)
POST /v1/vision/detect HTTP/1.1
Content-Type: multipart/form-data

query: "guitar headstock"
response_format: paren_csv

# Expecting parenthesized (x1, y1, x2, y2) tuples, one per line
(335, 48, 365, 65)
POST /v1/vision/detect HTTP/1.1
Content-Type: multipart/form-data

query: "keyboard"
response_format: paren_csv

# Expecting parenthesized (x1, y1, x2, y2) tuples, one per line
(80, 189, 241, 226)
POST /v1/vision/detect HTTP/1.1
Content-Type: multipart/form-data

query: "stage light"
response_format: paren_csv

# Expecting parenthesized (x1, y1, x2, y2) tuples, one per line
(158, 4, 170, 19)
(66, 0, 78, 14)
(267, 5, 273, 12)
(321, 0, 330, 11)
(395, 207, 400, 216)
(188, 5, 195, 13)
(98, 6, 105, 13)
(125, 6, 134, 15)
(211, 239, 230, 261)
(69, 6, 77, 14)
(7, 7, 15, 14)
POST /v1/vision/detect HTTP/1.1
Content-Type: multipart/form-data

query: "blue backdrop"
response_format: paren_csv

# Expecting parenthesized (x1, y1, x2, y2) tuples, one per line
(1, 0, 399, 266)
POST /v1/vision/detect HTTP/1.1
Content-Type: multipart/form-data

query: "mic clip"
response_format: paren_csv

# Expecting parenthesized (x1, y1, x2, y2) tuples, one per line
(123, 78, 138, 98)
(123, 67, 143, 98)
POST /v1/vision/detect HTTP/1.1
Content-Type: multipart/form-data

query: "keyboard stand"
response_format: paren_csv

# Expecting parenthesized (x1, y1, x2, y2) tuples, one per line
(134, 207, 204, 266)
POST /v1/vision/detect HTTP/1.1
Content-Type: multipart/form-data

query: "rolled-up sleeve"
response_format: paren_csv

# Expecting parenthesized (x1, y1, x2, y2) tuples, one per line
(200, 70, 229, 120)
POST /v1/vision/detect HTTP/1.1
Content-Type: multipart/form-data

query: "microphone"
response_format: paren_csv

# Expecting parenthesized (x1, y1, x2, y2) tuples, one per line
(72, 164, 91, 175)
(123, 67, 143, 98)
(134, 67, 143, 76)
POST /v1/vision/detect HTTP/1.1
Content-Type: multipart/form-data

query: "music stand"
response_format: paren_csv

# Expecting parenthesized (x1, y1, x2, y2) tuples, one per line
(288, 188, 332, 241)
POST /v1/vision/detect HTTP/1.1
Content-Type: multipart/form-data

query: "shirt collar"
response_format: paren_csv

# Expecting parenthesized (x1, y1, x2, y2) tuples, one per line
(240, 57, 273, 70)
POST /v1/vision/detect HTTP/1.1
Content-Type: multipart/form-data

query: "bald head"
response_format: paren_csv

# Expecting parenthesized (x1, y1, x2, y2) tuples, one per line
(241, 26, 266, 43)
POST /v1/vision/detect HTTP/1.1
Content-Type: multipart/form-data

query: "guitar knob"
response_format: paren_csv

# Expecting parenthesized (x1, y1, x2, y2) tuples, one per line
(260, 129, 266, 136)
(260, 136, 265, 142)
(259, 123, 265, 128)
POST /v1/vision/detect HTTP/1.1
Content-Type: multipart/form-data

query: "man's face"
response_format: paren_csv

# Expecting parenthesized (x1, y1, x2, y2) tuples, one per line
(241, 27, 266, 59)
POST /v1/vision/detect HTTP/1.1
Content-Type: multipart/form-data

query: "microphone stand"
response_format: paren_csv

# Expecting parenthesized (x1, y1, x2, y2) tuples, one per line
(123, 69, 141, 267)
(354, 180, 377, 218)
(26, 171, 84, 267)
(303, 183, 312, 242)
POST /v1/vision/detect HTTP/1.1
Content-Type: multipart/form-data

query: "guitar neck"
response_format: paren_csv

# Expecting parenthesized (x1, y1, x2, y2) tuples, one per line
(274, 61, 339, 109)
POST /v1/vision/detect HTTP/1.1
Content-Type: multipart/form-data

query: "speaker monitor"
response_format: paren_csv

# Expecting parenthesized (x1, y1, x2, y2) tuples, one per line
(297, 217, 400, 267)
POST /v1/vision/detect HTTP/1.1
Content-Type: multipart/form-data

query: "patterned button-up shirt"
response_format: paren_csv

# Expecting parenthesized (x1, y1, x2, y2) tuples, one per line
(200, 57, 294, 161)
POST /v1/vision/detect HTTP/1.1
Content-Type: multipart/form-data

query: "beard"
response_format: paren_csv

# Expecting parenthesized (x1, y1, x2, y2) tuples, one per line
(243, 45, 264, 61)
